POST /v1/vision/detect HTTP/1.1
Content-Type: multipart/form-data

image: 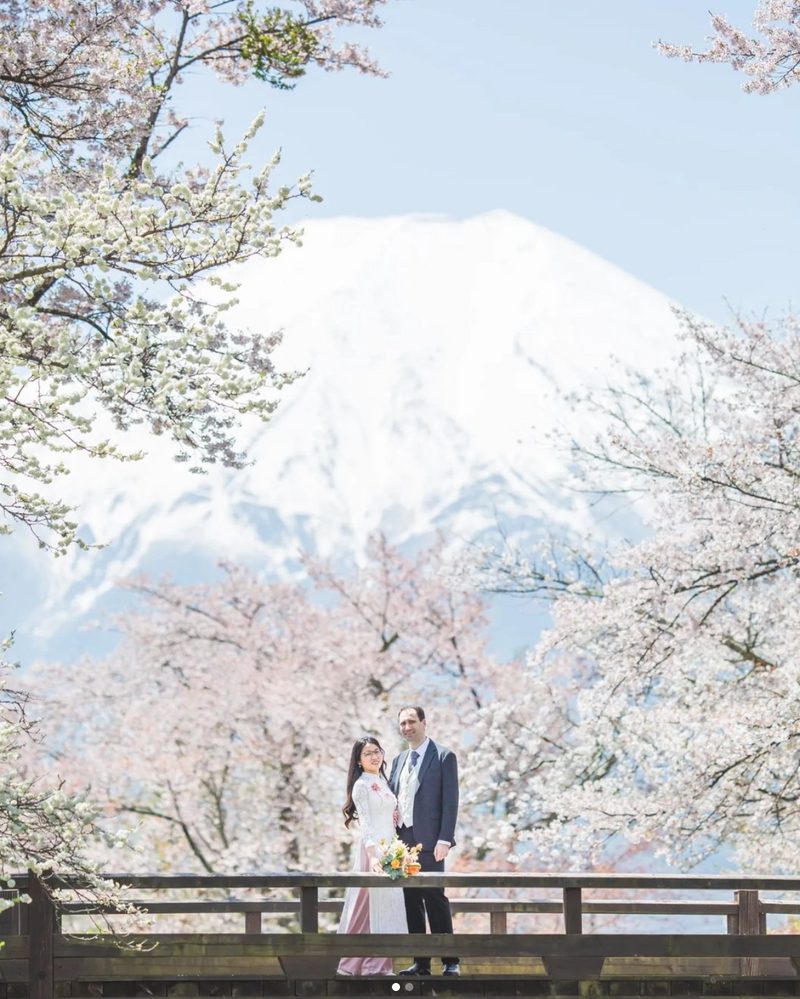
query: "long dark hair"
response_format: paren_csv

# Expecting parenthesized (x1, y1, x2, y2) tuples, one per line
(342, 735, 388, 829)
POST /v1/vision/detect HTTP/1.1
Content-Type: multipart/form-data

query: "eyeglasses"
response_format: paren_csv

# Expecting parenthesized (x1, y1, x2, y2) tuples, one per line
(361, 749, 384, 761)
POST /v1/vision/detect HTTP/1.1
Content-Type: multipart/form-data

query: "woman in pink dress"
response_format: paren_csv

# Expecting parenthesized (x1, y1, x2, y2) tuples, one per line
(337, 735, 408, 976)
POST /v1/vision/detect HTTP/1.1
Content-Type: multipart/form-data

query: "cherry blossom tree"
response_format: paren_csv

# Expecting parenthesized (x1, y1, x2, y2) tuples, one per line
(0, 0, 391, 559)
(23, 537, 503, 881)
(463, 293, 800, 871)
(463, 4, 800, 873)
(1, 0, 394, 914)
(658, 2, 800, 95)
(0, 638, 133, 929)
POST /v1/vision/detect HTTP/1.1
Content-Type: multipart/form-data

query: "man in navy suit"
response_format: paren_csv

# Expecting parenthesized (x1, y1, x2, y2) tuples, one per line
(390, 705, 459, 977)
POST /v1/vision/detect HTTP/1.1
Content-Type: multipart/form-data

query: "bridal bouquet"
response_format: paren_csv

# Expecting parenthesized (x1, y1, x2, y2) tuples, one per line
(378, 835, 422, 880)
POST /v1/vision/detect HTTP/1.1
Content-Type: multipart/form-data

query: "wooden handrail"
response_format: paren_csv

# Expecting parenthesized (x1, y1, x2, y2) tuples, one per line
(20, 871, 800, 927)
(34, 871, 800, 890)
(58, 897, 745, 916)
(36, 932, 800, 958)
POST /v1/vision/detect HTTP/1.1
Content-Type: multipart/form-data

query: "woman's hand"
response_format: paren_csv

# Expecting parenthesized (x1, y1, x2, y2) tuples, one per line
(370, 857, 384, 875)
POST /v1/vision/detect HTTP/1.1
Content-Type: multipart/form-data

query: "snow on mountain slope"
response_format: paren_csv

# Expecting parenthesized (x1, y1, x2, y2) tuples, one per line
(9, 211, 683, 645)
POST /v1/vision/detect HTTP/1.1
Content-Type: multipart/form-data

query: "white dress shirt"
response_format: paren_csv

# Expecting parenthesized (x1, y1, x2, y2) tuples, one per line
(397, 737, 450, 847)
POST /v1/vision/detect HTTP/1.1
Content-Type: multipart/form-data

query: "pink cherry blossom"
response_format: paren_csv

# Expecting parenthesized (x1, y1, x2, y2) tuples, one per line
(23, 536, 503, 879)
(658, 2, 800, 96)
(464, 306, 800, 873)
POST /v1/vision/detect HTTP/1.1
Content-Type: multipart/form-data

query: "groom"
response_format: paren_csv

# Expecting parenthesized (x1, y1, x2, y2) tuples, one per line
(390, 705, 459, 977)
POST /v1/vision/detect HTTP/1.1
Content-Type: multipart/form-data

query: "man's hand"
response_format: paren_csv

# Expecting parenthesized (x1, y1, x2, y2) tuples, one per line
(433, 842, 450, 863)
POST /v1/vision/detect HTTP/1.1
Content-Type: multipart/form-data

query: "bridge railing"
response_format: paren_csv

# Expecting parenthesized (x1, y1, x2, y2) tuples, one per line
(4, 872, 800, 997)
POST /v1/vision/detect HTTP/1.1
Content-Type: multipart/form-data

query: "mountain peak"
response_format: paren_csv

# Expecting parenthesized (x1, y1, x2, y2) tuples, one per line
(13, 212, 682, 645)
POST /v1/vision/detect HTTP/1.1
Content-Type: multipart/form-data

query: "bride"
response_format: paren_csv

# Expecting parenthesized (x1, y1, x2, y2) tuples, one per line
(337, 735, 408, 976)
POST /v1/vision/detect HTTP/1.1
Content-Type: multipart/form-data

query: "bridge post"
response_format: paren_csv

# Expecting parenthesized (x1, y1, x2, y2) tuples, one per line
(734, 888, 762, 977)
(28, 874, 55, 999)
(563, 887, 582, 934)
(279, 885, 337, 980)
(544, 887, 603, 980)
(490, 910, 507, 934)
(244, 911, 262, 933)
(299, 886, 319, 933)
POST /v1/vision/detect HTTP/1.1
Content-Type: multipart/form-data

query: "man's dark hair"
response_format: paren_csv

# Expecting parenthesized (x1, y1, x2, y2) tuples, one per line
(397, 705, 426, 722)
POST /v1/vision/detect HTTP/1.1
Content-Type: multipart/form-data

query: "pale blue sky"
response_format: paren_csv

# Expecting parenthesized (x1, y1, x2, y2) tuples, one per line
(177, 0, 797, 325)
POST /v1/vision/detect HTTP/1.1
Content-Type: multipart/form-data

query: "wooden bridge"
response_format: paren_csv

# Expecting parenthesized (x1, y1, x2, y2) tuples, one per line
(5, 872, 800, 998)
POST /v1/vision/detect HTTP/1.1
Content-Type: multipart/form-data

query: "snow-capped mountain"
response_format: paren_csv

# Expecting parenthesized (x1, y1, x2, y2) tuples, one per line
(8, 211, 683, 657)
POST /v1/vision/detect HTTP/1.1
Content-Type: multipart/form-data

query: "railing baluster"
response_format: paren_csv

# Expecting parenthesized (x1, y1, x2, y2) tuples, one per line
(490, 910, 507, 934)
(735, 888, 762, 977)
(245, 911, 262, 933)
(299, 885, 319, 933)
(545, 887, 599, 979)
(563, 886, 582, 934)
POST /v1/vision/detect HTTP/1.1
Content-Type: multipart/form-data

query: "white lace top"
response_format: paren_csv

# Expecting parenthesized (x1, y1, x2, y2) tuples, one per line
(352, 772, 398, 850)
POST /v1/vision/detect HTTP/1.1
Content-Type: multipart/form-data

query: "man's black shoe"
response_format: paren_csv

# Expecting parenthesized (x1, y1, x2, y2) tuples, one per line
(442, 963, 460, 976)
(399, 963, 431, 976)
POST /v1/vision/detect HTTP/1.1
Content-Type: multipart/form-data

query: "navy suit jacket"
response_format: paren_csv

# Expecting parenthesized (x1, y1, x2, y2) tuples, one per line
(390, 739, 458, 851)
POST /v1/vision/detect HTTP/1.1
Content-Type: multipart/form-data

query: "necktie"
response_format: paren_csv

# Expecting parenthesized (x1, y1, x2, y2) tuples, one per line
(410, 750, 419, 767)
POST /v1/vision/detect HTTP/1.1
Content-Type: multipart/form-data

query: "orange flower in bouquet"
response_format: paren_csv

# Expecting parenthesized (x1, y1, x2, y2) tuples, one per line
(378, 836, 423, 880)
(406, 843, 423, 876)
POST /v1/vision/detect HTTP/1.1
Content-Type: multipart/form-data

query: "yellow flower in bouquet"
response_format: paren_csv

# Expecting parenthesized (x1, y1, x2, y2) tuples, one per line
(379, 835, 421, 880)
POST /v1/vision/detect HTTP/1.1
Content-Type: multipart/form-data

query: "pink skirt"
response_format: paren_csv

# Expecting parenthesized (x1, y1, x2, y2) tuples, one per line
(338, 842, 394, 976)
